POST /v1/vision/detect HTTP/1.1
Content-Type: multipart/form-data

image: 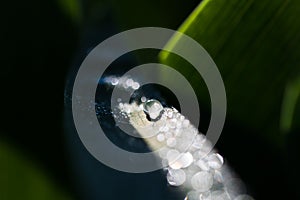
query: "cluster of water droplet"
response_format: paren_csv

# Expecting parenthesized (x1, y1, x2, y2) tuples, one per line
(104, 76, 140, 90)
(144, 102, 228, 199)
(106, 76, 254, 200)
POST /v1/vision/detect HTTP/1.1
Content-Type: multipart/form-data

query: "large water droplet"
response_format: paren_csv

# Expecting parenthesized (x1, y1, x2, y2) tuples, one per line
(207, 153, 224, 169)
(179, 152, 194, 168)
(167, 150, 180, 163)
(167, 137, 177, 147)
(191, 171, 213, 192)
(157, 133, 165, 142)
(168, 151, 194, 169)
(167, 168, 186, 186)
(143, 99, 163, 120)
(196, 159, 210, 171)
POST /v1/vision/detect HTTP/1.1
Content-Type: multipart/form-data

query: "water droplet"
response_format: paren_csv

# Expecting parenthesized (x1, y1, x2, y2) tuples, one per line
(166, 109, 173, 118)
(192, 134, 206, 149)
(157, 133, 165, 142)
(132, 82, 140, 90)
(162, 126, 169, 132)
(141, 96, 147, 102)
(168, 150, 183, 169)
(196, 159, 210, 171)
(143, 99, 163, 120)
(194, 140, 213, 159)
(199, 191, 211, 200)
(158, 147, 170, 159)
(214, 170, 224, 183)
(167, 118, 177, 129)
(191, 171, 213, 192)
(179, 152, 194, 168)
(207, 153, 224, 169)
(165, 132, 173, 139)
(111, 77, 119, 85)
(176, 122, 182, 129)
(182, 119, 190, 127)
(126, 78, 133, 87)
(169, 152, 194, 169)
(167, 138, 177, 147)
(167, 168, 186, 186)
(174, 128, 182, 137)
(167, 149, 180, 161)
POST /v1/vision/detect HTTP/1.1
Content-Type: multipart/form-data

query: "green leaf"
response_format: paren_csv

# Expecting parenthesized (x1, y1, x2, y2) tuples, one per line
(57, 0, 83, 24)
(0, 140, 72, 200)
(110, 0, 200, 29)
(160, 0, 300, 144)
(281, 77, 300, 133)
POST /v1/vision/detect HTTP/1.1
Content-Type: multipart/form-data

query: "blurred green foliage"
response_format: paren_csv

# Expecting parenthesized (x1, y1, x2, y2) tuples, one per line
(281, 77, 300, 132)
(109, 0, 199, 29)
(57, 0, 83, 24)
(0, 140, 71, 200)
(160, 0, 300, 145)
(57, 0, 200, 29)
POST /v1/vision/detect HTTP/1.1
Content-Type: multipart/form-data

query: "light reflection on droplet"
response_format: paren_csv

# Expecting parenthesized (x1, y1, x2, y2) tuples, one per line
(132, 82, 140, 90)
(167, 137, 177, 147)
(111, 77, 119, 85)
(126, 78, 133, 87)
(157, 133, 165, 142)
(141, 96, 147, 102)
(207, 153, 224, 169)
(180, 152, 194, 168)
(196, 159, 210, 171)
(191, 171, 213, 192)
(143, 99, 163, 120)
(167, 168, 186, 186)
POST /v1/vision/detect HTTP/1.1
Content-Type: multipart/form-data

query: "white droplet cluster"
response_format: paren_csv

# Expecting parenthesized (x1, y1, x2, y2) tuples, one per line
(109, 76, 254, 200)
(138, 105, 220, 191)
(104, 76, 140, 90)
(149, 105, 253, 200)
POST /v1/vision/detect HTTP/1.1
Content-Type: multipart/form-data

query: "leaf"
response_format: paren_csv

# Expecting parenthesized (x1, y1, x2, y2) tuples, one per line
(110, 0, 200, 29)
(280, 77, 300, 133)
(57, 0, 83, 24)
(159, 0, 300, 144)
